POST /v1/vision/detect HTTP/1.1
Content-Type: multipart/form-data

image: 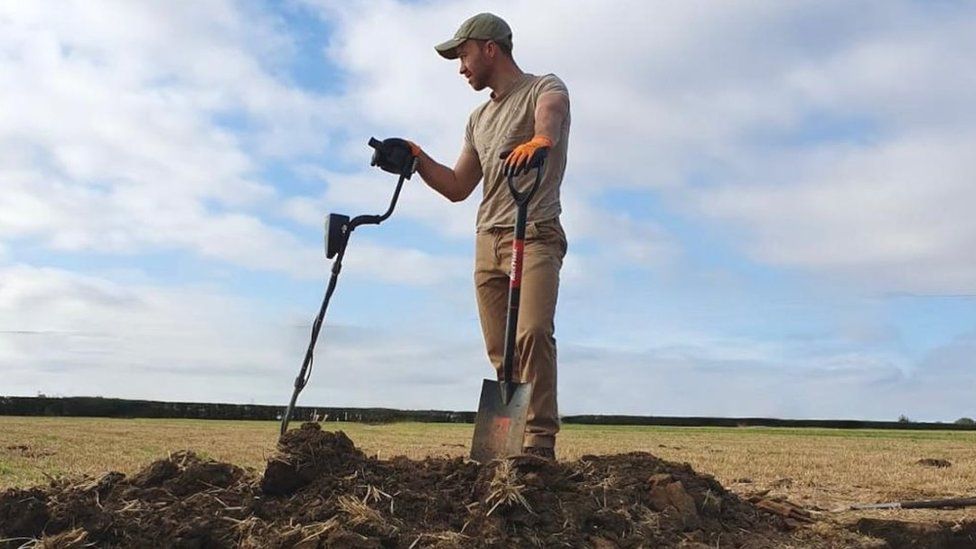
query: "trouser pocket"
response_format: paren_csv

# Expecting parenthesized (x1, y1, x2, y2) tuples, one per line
(525, 217, 567, 260)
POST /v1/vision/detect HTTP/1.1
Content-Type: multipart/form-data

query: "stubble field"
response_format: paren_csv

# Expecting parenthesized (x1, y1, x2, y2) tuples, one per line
(2, 416, 975, 547)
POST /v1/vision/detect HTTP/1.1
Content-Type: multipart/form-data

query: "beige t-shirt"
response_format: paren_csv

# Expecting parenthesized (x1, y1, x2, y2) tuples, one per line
(464, 73, 570, 231)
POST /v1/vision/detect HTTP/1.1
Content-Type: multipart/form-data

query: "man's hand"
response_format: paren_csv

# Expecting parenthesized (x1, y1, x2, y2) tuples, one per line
(502, 135, 552, 176)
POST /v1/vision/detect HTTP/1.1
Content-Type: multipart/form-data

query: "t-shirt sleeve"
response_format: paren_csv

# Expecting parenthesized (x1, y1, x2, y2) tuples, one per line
(463, 112, 478, 156)
(536, 74, 569, 99)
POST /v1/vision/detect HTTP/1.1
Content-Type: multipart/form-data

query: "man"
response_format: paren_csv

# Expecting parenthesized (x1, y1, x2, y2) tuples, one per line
(408, 13, 570, 460)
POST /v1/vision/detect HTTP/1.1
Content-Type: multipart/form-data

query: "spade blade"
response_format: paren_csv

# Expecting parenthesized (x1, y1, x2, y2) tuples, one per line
(470, 379, 532, 462)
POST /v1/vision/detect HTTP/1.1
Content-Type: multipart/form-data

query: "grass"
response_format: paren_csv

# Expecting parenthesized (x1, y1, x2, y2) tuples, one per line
(2, 416, 975, 522)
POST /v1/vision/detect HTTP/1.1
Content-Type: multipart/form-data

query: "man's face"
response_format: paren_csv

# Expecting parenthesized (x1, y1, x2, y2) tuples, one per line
(457, 40, 492, 91)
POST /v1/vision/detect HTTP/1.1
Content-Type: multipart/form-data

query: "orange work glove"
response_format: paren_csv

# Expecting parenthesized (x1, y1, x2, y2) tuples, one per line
(502, 135, 552, 176)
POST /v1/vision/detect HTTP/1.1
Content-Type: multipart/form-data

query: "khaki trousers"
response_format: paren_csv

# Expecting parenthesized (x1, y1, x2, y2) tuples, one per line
(474, 217, 567, 449)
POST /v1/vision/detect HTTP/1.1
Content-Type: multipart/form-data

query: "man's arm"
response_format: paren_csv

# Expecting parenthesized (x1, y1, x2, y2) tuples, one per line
(414, 147, 483, 203)
(534, 91, 570, 144)
(502, 91, 570, 174)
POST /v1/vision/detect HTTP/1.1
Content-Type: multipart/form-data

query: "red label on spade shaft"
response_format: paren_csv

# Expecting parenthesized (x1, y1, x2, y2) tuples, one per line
(510, 239, 524, 288)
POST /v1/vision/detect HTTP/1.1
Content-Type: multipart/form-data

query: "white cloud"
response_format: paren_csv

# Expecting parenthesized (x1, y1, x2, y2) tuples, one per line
(339, 239, 469, 286)
(7, 0, 971, 290)
(0, 0, 457, 285)
(692, 133, 976, 293)
(558, 336, 973, 421)
(0, 264, 489, 407)
(0, 264, 290, 398)
(281, 167, 480, 240)
(6, 264, 971, 421)
(0, 2, 287, 262)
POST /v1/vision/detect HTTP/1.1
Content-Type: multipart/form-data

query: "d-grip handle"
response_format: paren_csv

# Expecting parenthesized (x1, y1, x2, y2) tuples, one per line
(499, 148, 547, 205)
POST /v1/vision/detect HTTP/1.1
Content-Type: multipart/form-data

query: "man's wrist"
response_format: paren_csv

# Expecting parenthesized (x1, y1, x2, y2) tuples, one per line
(531, 135, 554, 147)
(406, 140, 422, 157)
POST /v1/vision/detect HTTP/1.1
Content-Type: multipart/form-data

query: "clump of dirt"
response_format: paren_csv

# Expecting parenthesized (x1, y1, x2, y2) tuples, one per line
(855, 518, 976, 548)
(4, 444, 55, 458)
(915, 458, 952, 468)
(1, 450, 250, 548)
(0, 423, 912, 547)
(261, 422, 365, 496)
(0, 487, 49, 539)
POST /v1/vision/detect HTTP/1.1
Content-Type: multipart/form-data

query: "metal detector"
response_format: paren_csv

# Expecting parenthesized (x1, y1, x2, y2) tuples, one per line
(279, 137, 416, 437)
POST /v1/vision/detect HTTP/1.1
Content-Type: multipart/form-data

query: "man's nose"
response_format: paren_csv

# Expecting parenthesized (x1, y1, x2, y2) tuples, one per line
(459, 62, 467, 75)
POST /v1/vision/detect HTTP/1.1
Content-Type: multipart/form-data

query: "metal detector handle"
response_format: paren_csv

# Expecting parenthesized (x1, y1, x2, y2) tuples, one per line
(499, 157, 546, 395)
(350, 172, 407, 228)
(369, 137, 418, 180)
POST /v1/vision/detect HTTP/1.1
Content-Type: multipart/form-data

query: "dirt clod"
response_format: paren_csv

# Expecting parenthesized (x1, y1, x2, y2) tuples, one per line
(4, 444, 55, 458)
(261, 423, 364, 496)
(129, 457, 178, 487)
(0, 487, 49, 538)
(916, 458, 952, 468)
(855, 518, 976, 548)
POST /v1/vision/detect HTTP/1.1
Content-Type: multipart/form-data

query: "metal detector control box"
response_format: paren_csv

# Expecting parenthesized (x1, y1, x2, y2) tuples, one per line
(324, 213, 350, 259)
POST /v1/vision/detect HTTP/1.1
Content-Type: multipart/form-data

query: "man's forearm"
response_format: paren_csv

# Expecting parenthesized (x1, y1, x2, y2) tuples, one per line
(534, 93, 570, 145)
(416, 153, 462, 202)
(415, 150, 480, 203)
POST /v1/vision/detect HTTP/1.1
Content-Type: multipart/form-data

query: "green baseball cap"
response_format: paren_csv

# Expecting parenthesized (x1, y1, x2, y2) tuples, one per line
(435, 13, 512, 60)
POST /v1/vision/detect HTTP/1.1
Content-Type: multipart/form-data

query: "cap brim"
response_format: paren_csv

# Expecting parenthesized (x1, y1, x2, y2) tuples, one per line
(434, 37, 465, 60)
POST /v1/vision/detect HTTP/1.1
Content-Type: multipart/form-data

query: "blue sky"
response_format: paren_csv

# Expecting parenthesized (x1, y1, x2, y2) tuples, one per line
(1, 0, 975, 421)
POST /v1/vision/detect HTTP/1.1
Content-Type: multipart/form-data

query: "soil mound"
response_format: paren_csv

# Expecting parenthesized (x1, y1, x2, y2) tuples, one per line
(261, 422, 365, 496)
(0, 423, 859, 548)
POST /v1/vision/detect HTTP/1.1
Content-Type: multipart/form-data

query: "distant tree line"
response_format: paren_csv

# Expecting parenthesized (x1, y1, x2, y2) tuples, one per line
(3, 396, 976, 431)
(0, 396, 472, 424)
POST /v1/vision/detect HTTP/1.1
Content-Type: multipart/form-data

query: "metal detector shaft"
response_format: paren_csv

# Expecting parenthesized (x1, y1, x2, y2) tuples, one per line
(281, 243, 347, 436)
